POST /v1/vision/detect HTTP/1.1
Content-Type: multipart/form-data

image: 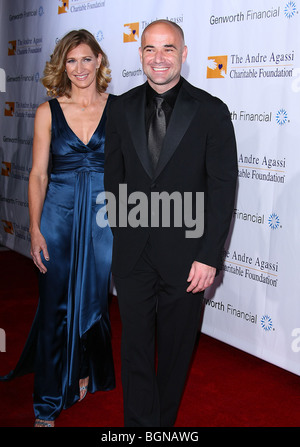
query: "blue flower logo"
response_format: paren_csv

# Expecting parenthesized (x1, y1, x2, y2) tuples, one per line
(284, 1, 297, 18)
(96, 30, 104, 43)
(268, 213, 280, 230)
(276, 109, 288, 125)
(261, 315, 273, 331)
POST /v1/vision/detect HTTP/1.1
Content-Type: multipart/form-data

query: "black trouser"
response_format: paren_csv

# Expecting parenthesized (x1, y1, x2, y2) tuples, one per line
(114, 238, 203, 427)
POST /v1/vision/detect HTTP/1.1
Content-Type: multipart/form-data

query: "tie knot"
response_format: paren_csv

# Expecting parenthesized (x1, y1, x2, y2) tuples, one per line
(154, 96, 164, 109)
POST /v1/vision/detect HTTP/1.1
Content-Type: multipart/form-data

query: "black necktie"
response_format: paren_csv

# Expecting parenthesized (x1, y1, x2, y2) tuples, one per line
(148, 97, 166, 169)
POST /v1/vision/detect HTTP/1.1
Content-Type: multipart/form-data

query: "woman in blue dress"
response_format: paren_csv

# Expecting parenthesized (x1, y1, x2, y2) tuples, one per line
(2, 30, 115, 426)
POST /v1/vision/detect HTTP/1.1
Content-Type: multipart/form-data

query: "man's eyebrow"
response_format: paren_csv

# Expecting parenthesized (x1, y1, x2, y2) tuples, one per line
(143, 44, 177, 50)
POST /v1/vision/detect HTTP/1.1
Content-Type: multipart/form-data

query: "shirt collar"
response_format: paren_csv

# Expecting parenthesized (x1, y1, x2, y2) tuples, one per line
(146, 77, 183, 109)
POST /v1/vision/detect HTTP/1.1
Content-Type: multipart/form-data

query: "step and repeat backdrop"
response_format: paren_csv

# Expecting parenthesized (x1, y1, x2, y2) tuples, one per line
(1, 0, 299, 375)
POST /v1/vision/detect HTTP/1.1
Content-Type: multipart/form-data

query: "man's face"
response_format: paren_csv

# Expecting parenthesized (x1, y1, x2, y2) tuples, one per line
(139, 23, 187, 93)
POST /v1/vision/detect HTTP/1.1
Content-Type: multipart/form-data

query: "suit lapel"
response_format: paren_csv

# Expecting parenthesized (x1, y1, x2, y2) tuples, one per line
(125, 80, 200, 180)
(154, 83, 199, 180)
(124, 83, 153, 179)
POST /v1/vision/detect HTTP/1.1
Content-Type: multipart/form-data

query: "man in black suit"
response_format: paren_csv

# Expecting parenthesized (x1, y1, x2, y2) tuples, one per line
(104, 19, 237, 427)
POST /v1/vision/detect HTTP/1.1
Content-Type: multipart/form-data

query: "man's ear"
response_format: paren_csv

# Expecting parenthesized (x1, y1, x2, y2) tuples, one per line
(182, 45, 188, 64)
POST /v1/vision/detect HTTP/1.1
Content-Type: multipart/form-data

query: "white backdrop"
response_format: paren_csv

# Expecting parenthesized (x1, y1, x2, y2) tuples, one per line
(0, 0, 299, 376)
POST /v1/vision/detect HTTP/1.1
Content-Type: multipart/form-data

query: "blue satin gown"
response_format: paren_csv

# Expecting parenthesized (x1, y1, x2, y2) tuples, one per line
(1, 97, 115, 421)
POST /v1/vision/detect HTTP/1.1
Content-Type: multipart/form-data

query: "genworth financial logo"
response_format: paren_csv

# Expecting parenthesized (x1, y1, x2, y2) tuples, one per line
(284, 1, 297, 18)
(209, 2, 298, 25)
(205, 299, 276, 331)
(276, 109, 289, 125)
(261, 315, 273, 331)
(233, 209, 282, 231)
(268, 213, 281, 230)
(230, 108, 289, 125)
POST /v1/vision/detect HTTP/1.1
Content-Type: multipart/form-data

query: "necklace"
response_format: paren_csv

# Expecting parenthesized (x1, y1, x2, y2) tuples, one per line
(79, 102, 91, 112)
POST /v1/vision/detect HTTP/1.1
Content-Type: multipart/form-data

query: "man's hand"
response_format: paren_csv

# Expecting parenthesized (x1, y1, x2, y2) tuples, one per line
(186, 261, 216, 293)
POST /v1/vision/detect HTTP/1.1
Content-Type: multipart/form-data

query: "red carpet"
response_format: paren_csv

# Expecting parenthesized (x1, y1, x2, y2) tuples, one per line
(0, 249, 299, 428)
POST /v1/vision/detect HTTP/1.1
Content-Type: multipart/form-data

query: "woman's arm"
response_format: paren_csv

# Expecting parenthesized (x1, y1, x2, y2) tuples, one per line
(28, 102, 51, 273)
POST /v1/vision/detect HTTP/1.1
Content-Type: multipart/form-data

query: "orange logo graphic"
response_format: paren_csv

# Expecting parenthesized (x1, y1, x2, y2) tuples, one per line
(58, 0, 69, 14)
(8, 41, 16, 56)
(207, 55, 228, 78)
(4, 102, 15, 116)
(1, 162, 11, 177)
(1, 220, 14, 235)
(123, 22, 139, 42)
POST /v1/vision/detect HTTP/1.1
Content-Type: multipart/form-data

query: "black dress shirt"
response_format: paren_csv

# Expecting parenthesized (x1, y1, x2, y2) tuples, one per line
(145, 77, 183, 134)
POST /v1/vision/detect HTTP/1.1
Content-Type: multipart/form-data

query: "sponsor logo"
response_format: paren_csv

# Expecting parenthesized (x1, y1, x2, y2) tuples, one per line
(122, 68, 143, 78)
(8, 6, 44, 21)
(206, 300, 276, 331)
(1, 162, 11, 177)
(206, 300, 258, 325)
(261, 315, 273, 331)
(58, 0, 105, 14)
(6, 72, 40, 84)
(58, 0, 69, 14)
(237, 153, 286, 184)
(208, 50, 295, 80)
(123, 23, 139, 42)
(276, 108, 289, 125)
(4, 102, 15, 117)
(4, 101, 38, 118)
(209, 3, 297, 25)
(8, 41, 16, 56)
(233, 209, 282, 230)
(284, 1, 297, 18)
(223, 249, 279, 287)
(96, 30, 104, 43)
(1, 161, 30, 181)
(0, 217, 30, 241)
(231, 108, 289, 125)
(268, 213, 280, 230)
(8, 37, 43, 56)
(1, 220, 14, 235)
(207, 55, 228, 78)
(2, 135, 33, 146)
(233, 208, 265, 225)
(231, 110, 272, 123)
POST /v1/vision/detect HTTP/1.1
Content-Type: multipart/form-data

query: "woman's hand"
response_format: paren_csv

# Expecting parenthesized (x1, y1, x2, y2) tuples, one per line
(30, 230, 49, 274)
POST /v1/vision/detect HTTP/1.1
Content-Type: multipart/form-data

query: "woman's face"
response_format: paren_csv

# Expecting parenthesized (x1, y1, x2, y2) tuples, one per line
(65, 43, 101, 91)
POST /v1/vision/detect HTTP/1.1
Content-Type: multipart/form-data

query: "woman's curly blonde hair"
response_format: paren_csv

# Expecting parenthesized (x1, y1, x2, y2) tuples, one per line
(41, 29, 111, 98)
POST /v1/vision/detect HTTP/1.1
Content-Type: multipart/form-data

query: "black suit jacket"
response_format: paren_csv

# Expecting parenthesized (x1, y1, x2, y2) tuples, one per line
(104, 78, 237, 283)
